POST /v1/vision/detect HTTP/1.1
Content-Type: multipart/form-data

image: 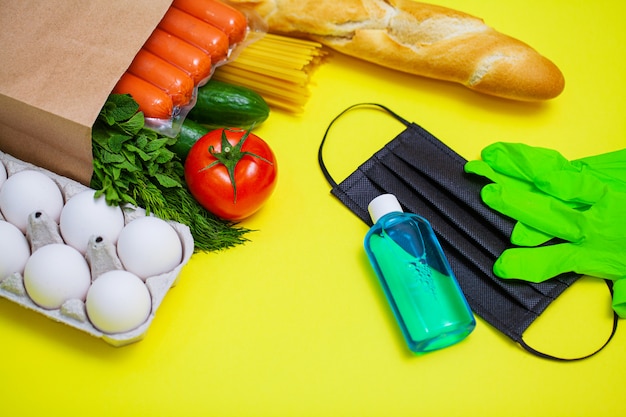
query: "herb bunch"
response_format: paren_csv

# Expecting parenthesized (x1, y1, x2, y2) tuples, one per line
(90, 94, 250, 252)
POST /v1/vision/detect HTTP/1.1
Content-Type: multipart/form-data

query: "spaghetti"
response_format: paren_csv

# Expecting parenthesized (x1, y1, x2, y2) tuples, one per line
(213, 34, 326, 112)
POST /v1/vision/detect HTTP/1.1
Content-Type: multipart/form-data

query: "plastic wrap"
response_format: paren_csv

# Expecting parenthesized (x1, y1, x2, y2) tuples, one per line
(114, 0, 268, 138)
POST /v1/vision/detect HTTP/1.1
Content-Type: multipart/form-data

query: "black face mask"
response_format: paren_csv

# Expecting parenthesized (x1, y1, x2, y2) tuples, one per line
(318, 103, 617, 361)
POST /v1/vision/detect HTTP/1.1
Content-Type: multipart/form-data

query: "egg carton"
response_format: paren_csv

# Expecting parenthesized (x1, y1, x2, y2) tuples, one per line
(0, 150, 194, 347)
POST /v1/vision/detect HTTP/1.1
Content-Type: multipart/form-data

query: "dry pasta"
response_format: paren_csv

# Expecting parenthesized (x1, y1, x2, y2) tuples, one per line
(213, 34, 326, 112)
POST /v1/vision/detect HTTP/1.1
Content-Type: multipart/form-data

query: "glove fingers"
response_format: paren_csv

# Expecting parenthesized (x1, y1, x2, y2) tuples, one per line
(538, 170, 606, 205)
(464, 160, 501, 182)
(464, 160, 535, 191)
(494, 244, 580, 283)
(480, 142, 571, 183)
(510, 222, 553, 246)
(481, 184, 584, 242)
(497, 243, 626, 283)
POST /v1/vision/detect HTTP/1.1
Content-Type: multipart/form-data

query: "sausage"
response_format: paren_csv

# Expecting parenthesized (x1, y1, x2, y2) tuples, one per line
(128, 49, 195, 107)
(143, 28, 213, 85)
(172, 0, 247, 45)
(112, 73, 174, 119)
(159, 7, 230, 64)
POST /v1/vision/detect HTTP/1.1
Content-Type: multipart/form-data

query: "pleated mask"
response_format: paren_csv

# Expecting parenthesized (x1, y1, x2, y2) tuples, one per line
(318, 103, 617, 361)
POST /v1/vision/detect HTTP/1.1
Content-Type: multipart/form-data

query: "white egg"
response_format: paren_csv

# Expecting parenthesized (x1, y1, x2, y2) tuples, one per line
(116, 216, 182, 280)
(0, 170, 64, 233)
(60, 189, 125, 254)
(0, 160, 7, 189)
(0, 220, 31, 279)
(23, 243, 91, 309)
(86, 270, 152, 334)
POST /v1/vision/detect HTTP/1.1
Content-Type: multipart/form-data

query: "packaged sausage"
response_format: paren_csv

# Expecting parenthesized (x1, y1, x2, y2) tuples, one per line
(112, 0, 268, 137)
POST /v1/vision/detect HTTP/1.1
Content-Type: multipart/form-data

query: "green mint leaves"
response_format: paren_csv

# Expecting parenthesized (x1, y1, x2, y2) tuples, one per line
(91, 94, 250, 252)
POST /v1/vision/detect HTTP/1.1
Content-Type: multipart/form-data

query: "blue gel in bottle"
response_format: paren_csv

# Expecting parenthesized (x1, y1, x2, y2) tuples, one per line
(364, 194, 475, 353)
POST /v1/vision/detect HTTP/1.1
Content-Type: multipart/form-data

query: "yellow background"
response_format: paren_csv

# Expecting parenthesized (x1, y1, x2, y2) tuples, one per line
(1, 1, 625, 416)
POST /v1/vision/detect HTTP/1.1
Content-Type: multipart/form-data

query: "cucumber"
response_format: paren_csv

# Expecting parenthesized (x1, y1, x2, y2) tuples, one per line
(170, 118, 210, 162)
(187, 79, 270, 129)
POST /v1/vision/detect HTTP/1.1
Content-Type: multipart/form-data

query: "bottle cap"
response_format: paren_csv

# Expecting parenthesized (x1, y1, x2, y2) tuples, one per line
(368, 194, 403, 224)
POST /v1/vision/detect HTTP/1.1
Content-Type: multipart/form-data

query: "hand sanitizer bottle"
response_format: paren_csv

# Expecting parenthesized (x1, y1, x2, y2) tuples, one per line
(364, 194, 475, 353)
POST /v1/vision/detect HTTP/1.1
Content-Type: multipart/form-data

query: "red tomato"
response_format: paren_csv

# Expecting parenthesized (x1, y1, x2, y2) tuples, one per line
(184, 128, 277, 220)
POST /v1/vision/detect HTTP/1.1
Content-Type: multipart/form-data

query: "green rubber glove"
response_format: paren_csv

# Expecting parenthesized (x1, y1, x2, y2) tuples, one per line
(481, 182, 626, 280)
(465, 143, 626, 246)
(466, 142, 626, 201)
(465, 143, 626, 317)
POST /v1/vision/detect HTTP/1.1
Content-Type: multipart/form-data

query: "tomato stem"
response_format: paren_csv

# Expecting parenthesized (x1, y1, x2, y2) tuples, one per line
(201, 128, 272, 203)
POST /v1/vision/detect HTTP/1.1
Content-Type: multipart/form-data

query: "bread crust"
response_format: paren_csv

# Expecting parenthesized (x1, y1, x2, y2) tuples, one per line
(231, 0, 565, 100)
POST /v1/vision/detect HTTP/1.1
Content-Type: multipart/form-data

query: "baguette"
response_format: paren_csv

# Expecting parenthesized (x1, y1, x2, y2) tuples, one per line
(230, 0, 565, 101)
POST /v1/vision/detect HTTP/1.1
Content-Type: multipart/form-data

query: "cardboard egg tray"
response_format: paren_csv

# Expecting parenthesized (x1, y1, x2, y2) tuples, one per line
(0, 150, 194, 346)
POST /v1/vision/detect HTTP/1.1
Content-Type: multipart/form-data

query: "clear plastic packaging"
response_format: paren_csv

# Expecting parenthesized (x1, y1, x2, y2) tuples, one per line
(364, 194, 475, 353)
(114, 0, 268, 138)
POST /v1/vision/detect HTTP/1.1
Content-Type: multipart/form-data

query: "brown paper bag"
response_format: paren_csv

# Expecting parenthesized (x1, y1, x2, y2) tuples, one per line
(0, 0, 173, 185)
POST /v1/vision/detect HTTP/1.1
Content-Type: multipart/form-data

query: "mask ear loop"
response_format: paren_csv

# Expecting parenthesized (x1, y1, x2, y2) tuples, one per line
(519, 280, 619, 361)
(318, 103, 410, 188)
(318, 103, 619, 361)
